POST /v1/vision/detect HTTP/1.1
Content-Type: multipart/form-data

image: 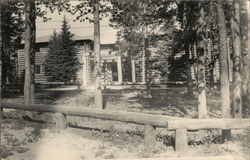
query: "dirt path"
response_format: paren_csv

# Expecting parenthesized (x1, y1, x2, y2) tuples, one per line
(4, 128, 137, 160)
(3, 125, 144, 160)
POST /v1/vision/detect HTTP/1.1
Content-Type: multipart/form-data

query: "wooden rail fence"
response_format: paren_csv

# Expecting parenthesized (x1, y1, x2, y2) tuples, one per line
(1, 102, 249, 154)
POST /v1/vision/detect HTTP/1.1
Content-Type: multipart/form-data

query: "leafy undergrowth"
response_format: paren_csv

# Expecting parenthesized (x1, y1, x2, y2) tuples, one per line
(1, 87, 250, 159)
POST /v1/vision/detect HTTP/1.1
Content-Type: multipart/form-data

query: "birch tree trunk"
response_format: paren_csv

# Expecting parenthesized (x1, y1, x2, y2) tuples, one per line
(216, 1, 231, 140)
(231, 0, 242, 118)
(197, 3, 207, 119)
(24, 1, 36, 116)
(93, 0, 103, 109)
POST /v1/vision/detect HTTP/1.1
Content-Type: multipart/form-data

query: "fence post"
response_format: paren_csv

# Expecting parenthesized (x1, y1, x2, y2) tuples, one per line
(144, 124, 156, 152)
(222, 129, 231, 142)
(175, 128, 187, 154)
(55, 113, 67, 131)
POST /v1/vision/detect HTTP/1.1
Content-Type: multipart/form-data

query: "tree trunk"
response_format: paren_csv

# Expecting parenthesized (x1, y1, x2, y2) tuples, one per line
(141, 10, 146, 84)
(0, 2, 3, 121)
(141, 44, 145, 84)
(216, 1, 231, 140)
(197, 41, 207, 118)
(191, 43, 198, 86)
(206, 39, 215, 87)
(197, 3, 207, 119)
(143, 26, 151, 98)
(240, 0, 250, 117)
(24, 1, 36, 119)
(24, 1, 35, 102)
(145, 48, 151, 98)
(231, 0, 242, 118)
(93, 0, 103, 109)
(247, 1, 250, 117)
(30, 2, 36, 104)
(183, 3, 193, 96)
(185, 43, 193, 96)
(209, 40, 215, 87)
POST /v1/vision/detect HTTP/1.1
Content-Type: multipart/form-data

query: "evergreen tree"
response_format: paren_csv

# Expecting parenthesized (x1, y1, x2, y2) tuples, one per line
(44, 17, 81, 82)
(1, 1, 23, 84)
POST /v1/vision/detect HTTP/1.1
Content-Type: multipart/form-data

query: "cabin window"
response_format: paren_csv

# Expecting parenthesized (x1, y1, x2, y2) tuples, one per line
(35, 47, 40, 52)
(102, 60, 107, 72)
(35, 65, 41, 74)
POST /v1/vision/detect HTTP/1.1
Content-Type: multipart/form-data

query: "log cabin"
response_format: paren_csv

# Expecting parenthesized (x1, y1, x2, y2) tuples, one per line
(17, 34, 124, 86)
(17, 35, 231, 87)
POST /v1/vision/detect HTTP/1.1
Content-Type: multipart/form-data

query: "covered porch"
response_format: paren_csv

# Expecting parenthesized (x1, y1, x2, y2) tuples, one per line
(81, 53, 123, 86)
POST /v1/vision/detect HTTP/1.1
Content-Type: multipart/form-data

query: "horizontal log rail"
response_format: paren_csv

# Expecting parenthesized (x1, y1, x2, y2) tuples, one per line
(168, 118, 250, 154)
(167, 118, 250, 130)
(1, 102, 181, 128)
(1, 102, 249, 154)
(110, 156, 234, 160)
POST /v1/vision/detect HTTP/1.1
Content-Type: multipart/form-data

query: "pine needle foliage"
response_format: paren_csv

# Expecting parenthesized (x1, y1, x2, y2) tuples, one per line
(44, 17, 81, 82)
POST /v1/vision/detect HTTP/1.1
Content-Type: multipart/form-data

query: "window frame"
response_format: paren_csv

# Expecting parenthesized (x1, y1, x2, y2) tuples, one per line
(35, 65, 41, 74)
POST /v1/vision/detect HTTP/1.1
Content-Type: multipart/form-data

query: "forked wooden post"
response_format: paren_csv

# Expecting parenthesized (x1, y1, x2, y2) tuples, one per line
(175, 128, 188, 154)
(222, 129, 231, 142)
(144, 124, 156, 152)
(55, 113, 67, 131)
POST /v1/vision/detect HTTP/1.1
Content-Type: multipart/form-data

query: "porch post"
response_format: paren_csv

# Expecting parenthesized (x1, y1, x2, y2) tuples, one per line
(117, 55, 123, 83)
(142, 50, 146, 83)
(82, 55, 88, 86)
(131, 58, 136, 83)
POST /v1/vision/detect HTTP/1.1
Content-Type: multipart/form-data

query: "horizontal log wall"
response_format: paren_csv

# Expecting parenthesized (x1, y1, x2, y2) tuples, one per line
(18, 49, 47, 83)
(17, 43, 92, 83)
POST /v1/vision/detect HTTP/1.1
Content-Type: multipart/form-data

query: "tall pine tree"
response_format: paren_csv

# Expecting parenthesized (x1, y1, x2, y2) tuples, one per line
(44, 17, 81, 82)
(1, 1, 23, 84)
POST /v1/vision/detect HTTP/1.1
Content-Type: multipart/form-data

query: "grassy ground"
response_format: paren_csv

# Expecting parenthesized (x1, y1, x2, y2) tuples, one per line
(1, 86, 249, 159)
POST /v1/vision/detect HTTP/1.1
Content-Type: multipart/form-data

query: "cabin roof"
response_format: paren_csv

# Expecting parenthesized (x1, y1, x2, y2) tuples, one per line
(36, 34, 94, 43)
(21, 34, 93, 44)
(21, 34, 116, 45)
